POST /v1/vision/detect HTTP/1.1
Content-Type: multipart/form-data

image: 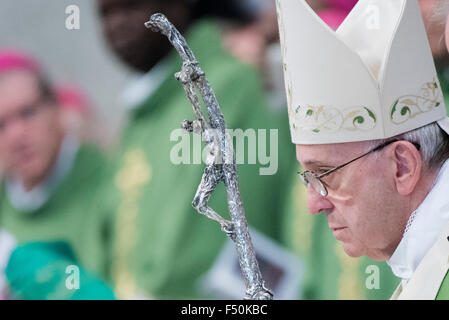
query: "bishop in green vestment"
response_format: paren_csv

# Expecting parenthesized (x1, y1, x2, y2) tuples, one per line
(0, 142, 115, 284)
(0, 50, 115, 299)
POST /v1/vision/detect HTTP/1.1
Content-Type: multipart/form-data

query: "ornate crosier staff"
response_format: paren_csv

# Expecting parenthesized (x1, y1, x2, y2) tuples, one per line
(144, 13, 273, 300)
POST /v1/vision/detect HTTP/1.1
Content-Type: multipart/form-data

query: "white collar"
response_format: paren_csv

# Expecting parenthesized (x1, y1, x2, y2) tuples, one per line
(120, 61, 169, 111)
(387, 159, 449, 280)
(5, 135, 79, 212)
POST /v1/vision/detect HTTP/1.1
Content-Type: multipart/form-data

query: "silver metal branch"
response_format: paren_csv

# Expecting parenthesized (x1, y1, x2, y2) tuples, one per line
(145, 13, 273, 300)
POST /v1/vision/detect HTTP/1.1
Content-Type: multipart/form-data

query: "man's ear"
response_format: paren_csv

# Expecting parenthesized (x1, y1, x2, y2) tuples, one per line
(392, 141, 422, 196)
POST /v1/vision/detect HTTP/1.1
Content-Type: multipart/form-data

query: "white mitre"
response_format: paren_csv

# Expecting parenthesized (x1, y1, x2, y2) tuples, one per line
(276, 0, 449, 144)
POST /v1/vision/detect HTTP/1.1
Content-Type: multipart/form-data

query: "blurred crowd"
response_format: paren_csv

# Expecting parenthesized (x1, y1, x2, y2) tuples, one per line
(0, 0, 448, 300)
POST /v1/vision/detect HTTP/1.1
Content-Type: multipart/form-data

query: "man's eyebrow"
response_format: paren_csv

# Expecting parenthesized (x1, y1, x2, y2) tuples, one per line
(302, 160, 335, 168)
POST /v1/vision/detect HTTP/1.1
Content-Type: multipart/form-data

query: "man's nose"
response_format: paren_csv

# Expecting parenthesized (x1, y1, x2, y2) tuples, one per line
(306, 185, 334, 215)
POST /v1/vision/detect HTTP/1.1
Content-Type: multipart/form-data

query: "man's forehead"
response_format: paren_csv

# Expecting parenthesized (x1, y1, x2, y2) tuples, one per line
(0, 70, 39, 94)
(0, 71, 41, 112)
(296, 142, 366, 168)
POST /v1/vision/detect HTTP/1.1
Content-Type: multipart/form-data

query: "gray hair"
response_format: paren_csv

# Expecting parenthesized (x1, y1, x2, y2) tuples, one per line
(366, 122, 449, 171)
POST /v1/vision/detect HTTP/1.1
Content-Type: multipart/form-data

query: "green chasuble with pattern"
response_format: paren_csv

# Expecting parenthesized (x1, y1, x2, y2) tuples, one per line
(106, 20, 295, 299)
(0, 145, 115, 288)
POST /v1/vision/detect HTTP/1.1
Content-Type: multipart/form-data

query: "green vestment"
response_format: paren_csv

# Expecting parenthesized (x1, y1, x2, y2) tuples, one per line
(0, 145, 114, 288)
(436, 271, 449, 300)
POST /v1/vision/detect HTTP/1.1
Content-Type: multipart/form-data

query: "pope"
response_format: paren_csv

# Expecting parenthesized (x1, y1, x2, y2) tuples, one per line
(280, 0, 401, 300)
(277, 0, 449, 299)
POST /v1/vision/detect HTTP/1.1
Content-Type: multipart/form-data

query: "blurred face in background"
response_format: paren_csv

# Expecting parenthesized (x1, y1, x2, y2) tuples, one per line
(97, 0, 192, 72)
(0, 71, 63, 190)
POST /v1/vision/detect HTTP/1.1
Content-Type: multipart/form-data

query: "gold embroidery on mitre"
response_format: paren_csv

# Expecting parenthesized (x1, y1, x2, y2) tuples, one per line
(291, 105, 377, 134)
(112, 148, 152, 299)
(390, 78, 443, 125)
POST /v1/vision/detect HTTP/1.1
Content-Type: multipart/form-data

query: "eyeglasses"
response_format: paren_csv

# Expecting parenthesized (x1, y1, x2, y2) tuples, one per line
(297, 139, 421, 197)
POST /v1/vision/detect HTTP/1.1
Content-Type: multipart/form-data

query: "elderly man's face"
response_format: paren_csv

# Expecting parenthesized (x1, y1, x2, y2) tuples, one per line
(296, 142, 407, 260)
(97, 0, 191, 72)
(0, 71, 63, 189)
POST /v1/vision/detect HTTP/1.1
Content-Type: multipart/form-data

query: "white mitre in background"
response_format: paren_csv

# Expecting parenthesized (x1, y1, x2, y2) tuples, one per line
(276, 0, 449, 144)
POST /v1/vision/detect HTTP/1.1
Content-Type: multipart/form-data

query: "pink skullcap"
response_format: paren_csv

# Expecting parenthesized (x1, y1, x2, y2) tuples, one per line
(56, 85, 89, 114)
(318, 9, 350, 30)
(325, 0, 358, 12)
(0, 49, 40, 75)
(319, 0, 358, 30)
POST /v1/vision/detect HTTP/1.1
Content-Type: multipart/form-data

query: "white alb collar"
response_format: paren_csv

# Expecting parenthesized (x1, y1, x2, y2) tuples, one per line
(120, 61, 169, 111)
(5, 134, 79, 212)
(387, 159, 449, 280)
